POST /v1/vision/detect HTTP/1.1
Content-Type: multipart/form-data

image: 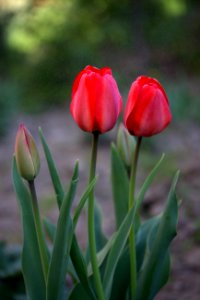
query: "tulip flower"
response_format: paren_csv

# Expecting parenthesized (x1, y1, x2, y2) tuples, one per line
(124, 76, 172, 137)
(15, 124, 40, 181)
(70, 65, 123, 300)
(70, 65, 123, 133)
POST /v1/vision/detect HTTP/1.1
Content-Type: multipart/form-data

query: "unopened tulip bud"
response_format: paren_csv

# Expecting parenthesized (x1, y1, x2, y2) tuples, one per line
(117, 123, 136, 168)
(15, 124, 40, 181)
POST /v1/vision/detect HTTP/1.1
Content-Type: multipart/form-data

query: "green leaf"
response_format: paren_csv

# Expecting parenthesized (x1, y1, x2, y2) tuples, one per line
(102, 195, 141, 299)
(69, 283, 93, 300)
(148, 250, 170, 298)
(135, 171, 179, 300)
(44, 218, 56, 243)
(88, 233, 116, 276)
(94, 202, 107, 252)
(136, 220, 171, 300)
(111, 144, 129, 229)
(12, 157, 46, 300)
(104, 156, 172, 300)
(70, 236, 96, 300)
(109, 216, 160, 300)
(85, 202, 107, 264)
(46, 162, 79, 300)
(132, 154, 165, 236)
(69, 234, 116, 300)
(44, 217, 92, 293)
(40, 131, 97, 298)
(135, 154, 165, 215)
(39, 127, 64, 208)
(136, 216, 161, 272)
(109, 247, 129, 300)
(73, 177, 97, 228)
(44, 207, 96, 298)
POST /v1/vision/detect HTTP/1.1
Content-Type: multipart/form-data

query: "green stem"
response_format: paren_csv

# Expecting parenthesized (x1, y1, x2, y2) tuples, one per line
(28, 180, 49, 285)
(88, 132, 105, 300)
(128, 136, 142, 299)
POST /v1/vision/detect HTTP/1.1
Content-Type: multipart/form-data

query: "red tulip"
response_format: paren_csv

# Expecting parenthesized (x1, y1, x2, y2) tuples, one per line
(70, 65, 123, 133)
(124, 76, 172, 137)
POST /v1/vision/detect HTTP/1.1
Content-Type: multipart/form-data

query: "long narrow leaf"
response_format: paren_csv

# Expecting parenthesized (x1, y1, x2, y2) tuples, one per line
(136, 216, 161, 272)
(135, 154, 165, 214)
(44, 215, 96, 299)
(46, 162, 79, 300)
(111, 144, 129, 229)
(94, 202, 107, 251)
(70, 233, 116, 300)
(40, 129, 97, 298)
(12, 157, 46, 300)
(39, 127, 64, 208)
(70, 236, 97, 300)
(73, 177, 97, 228)
(135, 171, 179, 300)
(85, 201, 108, 263)
(109, 247, 129, 300)
(109, 216, 160, 300)
(102, 197, 139, 299)
(44, 217, 56, 243)
(69, 283, 93, 300)
(88, 233, 116, 276)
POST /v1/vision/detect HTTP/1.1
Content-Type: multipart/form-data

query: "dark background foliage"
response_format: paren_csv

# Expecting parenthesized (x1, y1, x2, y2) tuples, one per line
(0, 0, 200, 121)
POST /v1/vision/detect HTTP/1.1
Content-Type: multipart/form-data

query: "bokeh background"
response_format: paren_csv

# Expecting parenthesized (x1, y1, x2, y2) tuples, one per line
(0, 0, 200, 299)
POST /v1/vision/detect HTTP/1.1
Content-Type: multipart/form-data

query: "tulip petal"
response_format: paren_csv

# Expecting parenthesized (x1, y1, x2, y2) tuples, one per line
(95, 74, 123, 133)
(70, 73, 95, 132)
(124, 81, 141, 124)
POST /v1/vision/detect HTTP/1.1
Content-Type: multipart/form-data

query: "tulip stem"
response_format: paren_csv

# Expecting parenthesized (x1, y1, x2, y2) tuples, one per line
(128, 136, 142, 299)
(88, 132, 105, 300)
(28, 180, 49, 285)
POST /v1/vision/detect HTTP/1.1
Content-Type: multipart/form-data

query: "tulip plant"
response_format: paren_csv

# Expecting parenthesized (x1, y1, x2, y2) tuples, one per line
(13, 66, 179, 300)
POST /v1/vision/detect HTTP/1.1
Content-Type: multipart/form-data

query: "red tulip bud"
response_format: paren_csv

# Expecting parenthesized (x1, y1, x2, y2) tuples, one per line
(15, 124, 40, 181)
(70, 65, 123, 133)
(124, 76, 172, 137)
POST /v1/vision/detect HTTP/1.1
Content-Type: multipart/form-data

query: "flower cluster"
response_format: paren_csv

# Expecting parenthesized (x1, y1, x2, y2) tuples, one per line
(70, 65, 172, 136)
(16, 66, 172, 181)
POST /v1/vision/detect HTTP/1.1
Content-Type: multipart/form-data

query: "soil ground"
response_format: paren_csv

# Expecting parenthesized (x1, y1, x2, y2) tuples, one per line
(0, 109, 200, 299)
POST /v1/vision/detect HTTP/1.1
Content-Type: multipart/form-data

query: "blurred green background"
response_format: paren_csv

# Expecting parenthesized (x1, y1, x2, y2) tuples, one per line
(0, 0, 200, 135)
